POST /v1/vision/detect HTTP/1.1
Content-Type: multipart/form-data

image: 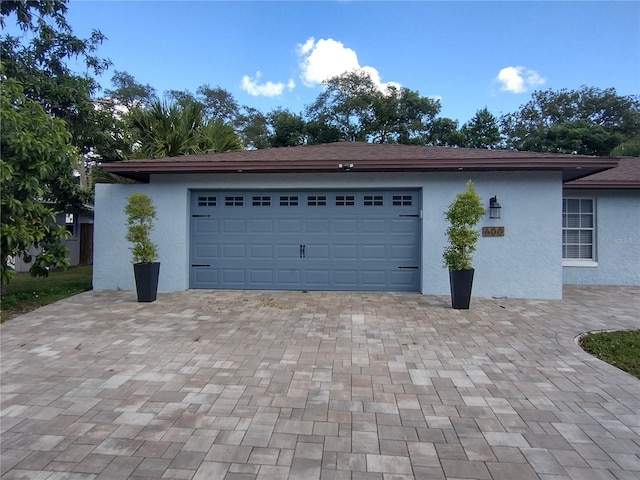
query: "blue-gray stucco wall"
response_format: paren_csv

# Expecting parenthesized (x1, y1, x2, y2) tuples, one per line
(94, 171, 563, 299)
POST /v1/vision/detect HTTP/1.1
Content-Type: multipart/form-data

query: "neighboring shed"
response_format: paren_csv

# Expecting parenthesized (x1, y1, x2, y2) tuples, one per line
(13, 209, 94, 273)
(97, 142, 618, 299)
(563, 157, 640, 286)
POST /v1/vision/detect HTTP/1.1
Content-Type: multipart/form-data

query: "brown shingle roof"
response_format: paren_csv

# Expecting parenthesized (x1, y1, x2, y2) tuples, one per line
(103, 141, 619, 183)
(564, 157, 640, 189)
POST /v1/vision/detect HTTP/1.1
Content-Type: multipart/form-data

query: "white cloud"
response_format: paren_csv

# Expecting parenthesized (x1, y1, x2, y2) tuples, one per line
(496, 66, 546, 93)
(297, 37, 399, 91)
(240, 71, 295, 97)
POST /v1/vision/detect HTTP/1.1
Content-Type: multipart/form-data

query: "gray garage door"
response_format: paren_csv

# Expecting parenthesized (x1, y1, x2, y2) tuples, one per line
(190, 190, 421, 291)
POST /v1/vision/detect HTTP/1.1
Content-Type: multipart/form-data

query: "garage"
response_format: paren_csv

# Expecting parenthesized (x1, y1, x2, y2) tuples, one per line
(190, 189, 421, 291)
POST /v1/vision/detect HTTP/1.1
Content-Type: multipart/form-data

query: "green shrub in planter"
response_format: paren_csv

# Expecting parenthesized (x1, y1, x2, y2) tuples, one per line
(443, 180, 485, 308)
(124, 193, 159, 301)
(125, 193, 158, 264)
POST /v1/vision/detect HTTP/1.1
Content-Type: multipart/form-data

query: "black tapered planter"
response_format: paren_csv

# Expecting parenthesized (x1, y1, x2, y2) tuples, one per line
(449, 268, 474, 309)
(133, 262, 160, 302)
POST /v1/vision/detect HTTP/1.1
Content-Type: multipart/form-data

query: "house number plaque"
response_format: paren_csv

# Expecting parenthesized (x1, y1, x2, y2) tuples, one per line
(482, 226, 505, 237)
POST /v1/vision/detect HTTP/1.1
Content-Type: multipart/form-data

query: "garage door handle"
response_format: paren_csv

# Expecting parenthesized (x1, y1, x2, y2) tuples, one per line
(192, 214, 211, 218)
(398, 266, 419, 269)
(398, 214, 420, 218)
(191, 264, 211, 267)
(302, 244, 306, 258)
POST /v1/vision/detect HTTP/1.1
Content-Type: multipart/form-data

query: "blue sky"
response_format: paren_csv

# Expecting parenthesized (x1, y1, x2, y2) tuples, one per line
(60, 1, 640, 123)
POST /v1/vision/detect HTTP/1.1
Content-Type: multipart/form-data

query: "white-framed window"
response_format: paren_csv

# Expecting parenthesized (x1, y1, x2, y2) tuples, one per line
(65, 213, 76, 236)
(562, 198, 595, 263)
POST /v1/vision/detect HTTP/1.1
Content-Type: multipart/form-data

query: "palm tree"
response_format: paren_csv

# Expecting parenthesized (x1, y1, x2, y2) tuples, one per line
(128, 100, 242, 158)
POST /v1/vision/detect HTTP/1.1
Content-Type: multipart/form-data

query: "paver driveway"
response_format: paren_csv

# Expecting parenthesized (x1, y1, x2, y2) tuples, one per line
(1, 286, 639, 479)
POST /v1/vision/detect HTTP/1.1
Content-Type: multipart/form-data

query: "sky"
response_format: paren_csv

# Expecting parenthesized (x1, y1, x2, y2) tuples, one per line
(56, 1, 640, 123)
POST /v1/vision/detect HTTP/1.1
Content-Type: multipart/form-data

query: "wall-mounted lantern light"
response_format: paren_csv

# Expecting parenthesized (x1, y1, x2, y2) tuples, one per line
(489, 196, 501, 219)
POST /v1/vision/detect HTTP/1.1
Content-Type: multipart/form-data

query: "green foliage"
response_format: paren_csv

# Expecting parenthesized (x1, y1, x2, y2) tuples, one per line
(166, 84, 241, 124)
(128, 100, 241, 158)
(501, 86, 640, 156)
(462, 107, 502, 149)
(267, 108, 306, 147)
(124, 193, 158, 264)
(1, 77, 74, 288)
(367, 85, 441, 144)
(610, 137, 640, 157)
(427, 117, 465, 147)
(2, 0, 112, 202)
(237, 107, 271, 149)
(104, 70, 157, 108)
(306, 70, 375, 142)
(305, 71, 440, 145)
(442, 180, 485, 271)
(580, 330, 640, 379)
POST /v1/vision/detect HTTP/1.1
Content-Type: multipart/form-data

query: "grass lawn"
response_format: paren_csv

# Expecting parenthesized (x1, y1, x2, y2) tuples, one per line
(580, 330, 640, 379)
(1, 265, 93, 322)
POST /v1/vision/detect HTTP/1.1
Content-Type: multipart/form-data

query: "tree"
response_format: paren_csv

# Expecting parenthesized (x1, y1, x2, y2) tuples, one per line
(305, 71, 440, 144)
(1, 0, 116, 185)
(104, 70, 156, 108)
(501, 86, 640, 155)
(267, 108, 306, 147)
(1, 78, 76, 290)
(1, 0, 108, 288)
(236, 107, 270, 149)
(165, 85, 241, 124)
(165, 85, 274, 148)
(196, 84, 241, 124)
(128, 99, 242, 158)
(610, 136, 640, 157)
(367, 85, 440, 144)
(1, 0, 110, 131)
(427, 117, 465, 147)
(305, 71, 378, 142)
(462, 107, 502, 149)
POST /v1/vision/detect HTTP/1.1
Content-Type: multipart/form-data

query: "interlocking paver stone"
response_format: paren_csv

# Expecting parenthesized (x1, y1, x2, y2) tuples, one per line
(1, 286, 639, 479)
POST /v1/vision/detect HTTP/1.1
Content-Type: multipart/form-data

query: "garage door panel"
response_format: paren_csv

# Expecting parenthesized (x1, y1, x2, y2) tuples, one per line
(190, 189, 420, 291)
(305, 244, 329, 260)
(192, 268, 218, 284)
(222, 244, 246, 258)
(277, 269, 302, 284)
(249, 269, 273, 284)
(390, 218, 418, 234)
(278, 244, 302, 259)
(361, 219, 387, 234)
(222, 219, 245, 233)
(361, 270, 387, 286)
(333, 219, 358, 234)
(390, 245, 416, 260)
(221, 269, 245, 284)
(250, 219, 274, 233)
(390, 270, 419, 287)
(304, 269, 330, 286)
(333, 245, 358, 259)
(306, 219, 330, 233)
(333, 270, 358, 286)
(362, 245, 386, 260)
(194, 218, 219, 233)
(195, 244, 219, 258)
(277, 219, 302, 233)
(250, 244, 274, 259)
